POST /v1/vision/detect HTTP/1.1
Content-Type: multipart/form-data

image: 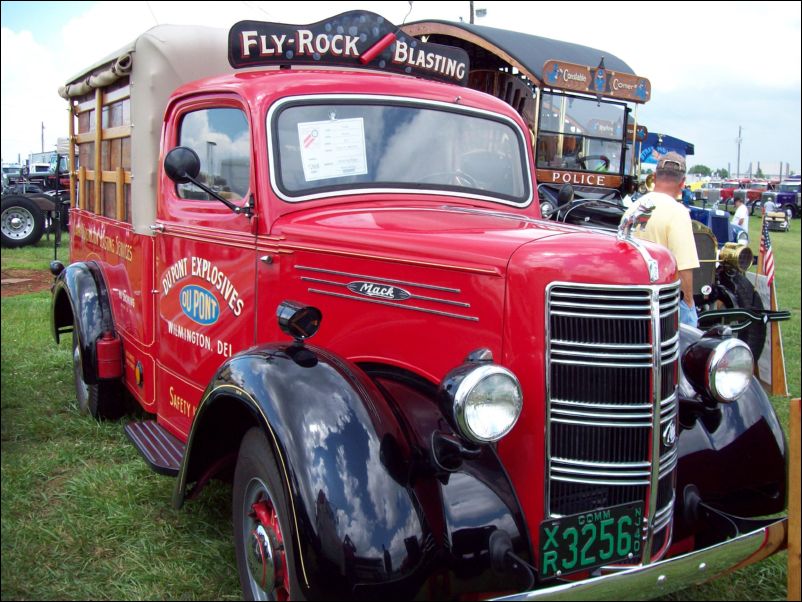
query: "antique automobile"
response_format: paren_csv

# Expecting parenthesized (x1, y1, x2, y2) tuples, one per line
(50, 12, 787, 601)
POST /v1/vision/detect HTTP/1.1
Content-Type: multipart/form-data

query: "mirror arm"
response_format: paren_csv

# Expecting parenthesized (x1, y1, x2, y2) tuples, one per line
(184, 175, 252, 218)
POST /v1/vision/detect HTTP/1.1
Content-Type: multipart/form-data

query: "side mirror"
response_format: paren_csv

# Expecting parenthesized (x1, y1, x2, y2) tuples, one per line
(164, 147, 201, 184)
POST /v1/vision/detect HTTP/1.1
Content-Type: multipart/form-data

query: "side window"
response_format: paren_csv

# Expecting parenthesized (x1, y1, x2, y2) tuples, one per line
(177, 107, 250, 201)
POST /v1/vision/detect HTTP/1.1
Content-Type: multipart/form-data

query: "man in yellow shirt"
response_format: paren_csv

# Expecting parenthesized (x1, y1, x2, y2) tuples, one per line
(630, 152, 700, 327)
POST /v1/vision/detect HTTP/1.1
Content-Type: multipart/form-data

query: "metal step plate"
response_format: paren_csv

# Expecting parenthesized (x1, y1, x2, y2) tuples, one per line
(124, 420, 185, 476)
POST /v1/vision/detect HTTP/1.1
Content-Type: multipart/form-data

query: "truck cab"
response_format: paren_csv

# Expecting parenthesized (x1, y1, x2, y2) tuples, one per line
(50, 12, 787, 601)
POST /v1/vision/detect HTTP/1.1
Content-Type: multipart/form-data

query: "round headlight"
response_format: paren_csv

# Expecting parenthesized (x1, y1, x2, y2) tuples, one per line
(453, 365, 523, 443)
(708, 339, 753, 402)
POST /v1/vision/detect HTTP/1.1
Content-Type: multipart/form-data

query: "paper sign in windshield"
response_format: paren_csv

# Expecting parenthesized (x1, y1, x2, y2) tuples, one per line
(298, 118, 368, 182)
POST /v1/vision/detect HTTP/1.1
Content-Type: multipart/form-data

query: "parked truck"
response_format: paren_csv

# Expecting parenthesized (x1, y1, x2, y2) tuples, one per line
(50, 12, 787, 601)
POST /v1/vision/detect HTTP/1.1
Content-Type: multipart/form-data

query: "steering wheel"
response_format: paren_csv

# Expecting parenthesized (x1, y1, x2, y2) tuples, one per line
(576, 155, 611, 171)
(419, 170, 477, 188)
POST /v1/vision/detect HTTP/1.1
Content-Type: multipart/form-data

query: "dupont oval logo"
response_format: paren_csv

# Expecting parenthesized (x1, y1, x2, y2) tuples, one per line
(179, 285, 220, 325)
(347, 281, 411, 301)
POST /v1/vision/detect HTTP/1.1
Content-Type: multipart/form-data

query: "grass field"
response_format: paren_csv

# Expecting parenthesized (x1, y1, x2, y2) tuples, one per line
(1, 220, 799, 600)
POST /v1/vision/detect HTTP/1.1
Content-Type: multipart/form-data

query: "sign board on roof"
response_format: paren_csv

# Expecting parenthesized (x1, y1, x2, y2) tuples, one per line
(542, 59, 651, 103)
(229, 11, 470, 86)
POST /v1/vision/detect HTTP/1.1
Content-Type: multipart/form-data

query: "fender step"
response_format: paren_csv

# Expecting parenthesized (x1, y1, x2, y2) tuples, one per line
(124, 420, 185, 476)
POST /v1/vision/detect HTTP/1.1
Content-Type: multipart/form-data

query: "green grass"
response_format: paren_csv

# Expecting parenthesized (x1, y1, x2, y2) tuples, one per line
(1, 222, 799, 600)
(0, 233, 69, 271)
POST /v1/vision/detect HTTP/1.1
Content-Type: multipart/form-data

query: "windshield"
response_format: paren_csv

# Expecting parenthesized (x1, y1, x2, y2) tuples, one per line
(271, 100, 529, 204)
(779, 182, 800, 193)
(536, 92, 627, 174)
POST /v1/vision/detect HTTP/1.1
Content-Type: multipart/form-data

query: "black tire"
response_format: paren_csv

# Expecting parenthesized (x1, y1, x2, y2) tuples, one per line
(718, 271, 766, 360)
(1, 195, 45, 247)
(234, 428, 304, 601)
(71, 331, 125, 420)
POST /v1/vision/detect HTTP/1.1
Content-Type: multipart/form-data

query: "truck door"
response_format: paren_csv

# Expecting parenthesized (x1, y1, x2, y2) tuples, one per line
(155, 96, 257, 439)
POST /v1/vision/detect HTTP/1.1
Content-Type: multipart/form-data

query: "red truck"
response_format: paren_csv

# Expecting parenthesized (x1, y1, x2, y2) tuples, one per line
(50, 12, 787, 600)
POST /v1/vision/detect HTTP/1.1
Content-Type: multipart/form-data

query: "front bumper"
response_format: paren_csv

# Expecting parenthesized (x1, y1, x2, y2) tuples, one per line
(492, 517, 786, 601)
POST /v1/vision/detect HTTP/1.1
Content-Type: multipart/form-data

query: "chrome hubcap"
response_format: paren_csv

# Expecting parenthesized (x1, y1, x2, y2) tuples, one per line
(1, 207, 35, 239)
(243, 479, 288, 601)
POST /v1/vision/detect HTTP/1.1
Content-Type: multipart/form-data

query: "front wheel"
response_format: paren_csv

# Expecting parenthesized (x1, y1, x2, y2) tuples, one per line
(234, 428, 304, 601)
(1, 195, 44, 247)
(71, 331, 125, 420)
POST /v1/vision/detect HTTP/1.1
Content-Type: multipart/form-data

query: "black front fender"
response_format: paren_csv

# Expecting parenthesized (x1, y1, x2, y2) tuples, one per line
(674, 326, 787, 542)
(51, 261, 114, 385)
(176, 344, 529, 599)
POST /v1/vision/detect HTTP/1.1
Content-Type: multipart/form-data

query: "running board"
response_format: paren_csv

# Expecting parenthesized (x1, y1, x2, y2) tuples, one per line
(124, 420, 185, 476)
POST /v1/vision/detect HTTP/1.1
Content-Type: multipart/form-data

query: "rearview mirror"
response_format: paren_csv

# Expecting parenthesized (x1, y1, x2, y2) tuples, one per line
(164, 147, 201, 184)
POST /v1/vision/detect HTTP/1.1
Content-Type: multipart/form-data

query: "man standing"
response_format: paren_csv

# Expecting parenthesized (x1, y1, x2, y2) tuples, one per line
(627, 152, 700, 327)
(731, 196, 749, 231)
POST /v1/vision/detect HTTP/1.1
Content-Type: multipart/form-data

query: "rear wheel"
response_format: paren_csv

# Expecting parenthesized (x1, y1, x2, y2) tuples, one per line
(71, 330, 125, 420)
(1, 195, 44, 247)
(234, 428, 303, 601)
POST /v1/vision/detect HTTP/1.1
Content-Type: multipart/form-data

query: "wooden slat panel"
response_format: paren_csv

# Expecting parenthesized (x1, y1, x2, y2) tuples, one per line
(75, 125, 131, 144)
(74, 85, 130, 115)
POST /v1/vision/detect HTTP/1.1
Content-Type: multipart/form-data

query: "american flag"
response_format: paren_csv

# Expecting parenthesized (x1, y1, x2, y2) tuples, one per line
(760, 213, 775, 286)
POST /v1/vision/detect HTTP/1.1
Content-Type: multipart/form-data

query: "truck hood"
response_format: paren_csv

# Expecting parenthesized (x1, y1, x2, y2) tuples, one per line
(274, 202, 676, 283)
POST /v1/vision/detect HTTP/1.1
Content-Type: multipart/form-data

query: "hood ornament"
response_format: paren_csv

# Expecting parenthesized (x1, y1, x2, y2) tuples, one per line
(618, 198, 660, 283)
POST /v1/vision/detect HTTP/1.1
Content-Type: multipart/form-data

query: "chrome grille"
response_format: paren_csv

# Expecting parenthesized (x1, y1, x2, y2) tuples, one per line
(546, 282, 680, 560)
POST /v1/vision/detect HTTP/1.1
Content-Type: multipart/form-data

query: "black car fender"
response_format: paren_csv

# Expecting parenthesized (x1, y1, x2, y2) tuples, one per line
(674, 326, 787, 541)
(175, 344, 530, 599)
(51, 261, 115, 385)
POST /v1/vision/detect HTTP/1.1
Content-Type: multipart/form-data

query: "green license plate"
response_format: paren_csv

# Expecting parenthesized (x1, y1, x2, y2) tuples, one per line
(539, 502, 643, 578)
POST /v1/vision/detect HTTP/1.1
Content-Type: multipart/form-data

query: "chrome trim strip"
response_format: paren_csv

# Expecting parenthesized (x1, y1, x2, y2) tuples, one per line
(551, 417, 653, 428)
(551, 349, 654, 360)
(295, 265, 461, 293)
(550, 310, 652, 320)
(307, 288, 479, 322)
(300, 277, 471, 307)
(551, 358, 653, 368)
(552, 399, 653, 411)
(550, 474, 651, 486)
(491, 518, 787, 601)
(551, 465, 651, 478)
(550, 291, 649, 300)
(550, 301, 653, 311)
(551, 340, 653, 351)
(551, 457, 651, 470)
(551, 407, 653, 420)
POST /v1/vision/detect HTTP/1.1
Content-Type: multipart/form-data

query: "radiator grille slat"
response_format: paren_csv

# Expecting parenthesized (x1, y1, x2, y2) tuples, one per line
(547, 282, 680, 559)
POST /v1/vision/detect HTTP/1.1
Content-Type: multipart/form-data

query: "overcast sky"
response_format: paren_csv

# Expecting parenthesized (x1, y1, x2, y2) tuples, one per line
(2, 0, 800, 176)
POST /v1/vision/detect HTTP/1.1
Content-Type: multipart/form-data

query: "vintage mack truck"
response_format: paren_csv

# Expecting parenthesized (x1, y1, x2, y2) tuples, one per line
(50, 12, 787, 601)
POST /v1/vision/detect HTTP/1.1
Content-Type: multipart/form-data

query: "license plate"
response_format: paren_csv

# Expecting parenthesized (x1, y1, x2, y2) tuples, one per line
(539, 502, 643, 578)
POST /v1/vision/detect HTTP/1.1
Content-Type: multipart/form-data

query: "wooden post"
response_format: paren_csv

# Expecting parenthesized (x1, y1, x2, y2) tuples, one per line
(94, 88, 103, 214)
(78, 166, 86, 211)
(769, 282, 788, 396)
(790, 398, 800, 601)
(68, 101, 76, 209)
(115, 166, 125, 221)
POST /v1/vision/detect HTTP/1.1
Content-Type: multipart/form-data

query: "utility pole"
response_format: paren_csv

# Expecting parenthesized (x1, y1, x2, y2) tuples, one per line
(470, 1, 474, 23)
(735, 125, 742, 179)
(41, 122, 45, 153)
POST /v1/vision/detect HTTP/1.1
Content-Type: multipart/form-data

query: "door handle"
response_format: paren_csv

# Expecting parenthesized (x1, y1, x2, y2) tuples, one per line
(149, 223, 165, 233)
